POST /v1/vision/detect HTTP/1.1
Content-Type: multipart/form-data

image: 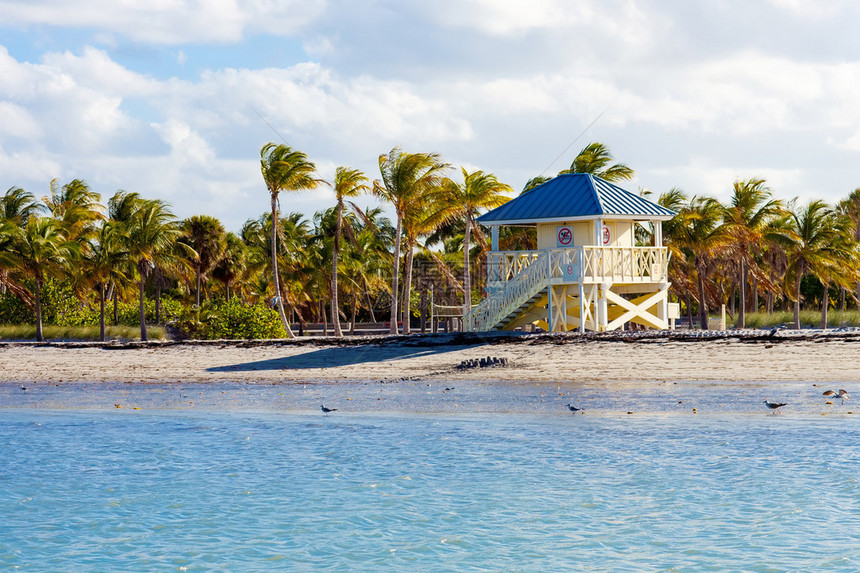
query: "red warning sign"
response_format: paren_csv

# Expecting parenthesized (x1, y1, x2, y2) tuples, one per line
(556, 226, 573, 247)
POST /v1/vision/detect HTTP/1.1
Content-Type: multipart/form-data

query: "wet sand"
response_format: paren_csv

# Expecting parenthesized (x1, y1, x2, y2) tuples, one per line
(1, 331, 859, 415)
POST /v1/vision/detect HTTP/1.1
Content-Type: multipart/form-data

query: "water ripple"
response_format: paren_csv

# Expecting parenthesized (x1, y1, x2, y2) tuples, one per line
(2, 412, 860, 570)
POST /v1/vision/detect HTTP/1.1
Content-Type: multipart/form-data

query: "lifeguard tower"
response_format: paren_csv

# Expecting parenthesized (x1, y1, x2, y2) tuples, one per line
(464, 173, 676, 333)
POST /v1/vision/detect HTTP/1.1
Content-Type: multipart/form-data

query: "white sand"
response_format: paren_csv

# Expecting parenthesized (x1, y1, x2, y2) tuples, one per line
(1, 334, 857, 414)
(0, 336, 857, 385)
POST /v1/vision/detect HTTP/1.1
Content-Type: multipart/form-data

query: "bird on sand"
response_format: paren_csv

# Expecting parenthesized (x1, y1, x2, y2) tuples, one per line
(566, 403, 583, 414)
(321, 404, 337, 415)
(763, 400, 787, 414)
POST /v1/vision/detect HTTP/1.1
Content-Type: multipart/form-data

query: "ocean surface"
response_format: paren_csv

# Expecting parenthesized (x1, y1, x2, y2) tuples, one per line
(2, 410, 859, 571)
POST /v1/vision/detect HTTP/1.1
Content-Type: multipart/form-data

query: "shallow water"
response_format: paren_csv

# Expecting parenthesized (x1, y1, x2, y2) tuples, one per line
(2, 410, 859, 571)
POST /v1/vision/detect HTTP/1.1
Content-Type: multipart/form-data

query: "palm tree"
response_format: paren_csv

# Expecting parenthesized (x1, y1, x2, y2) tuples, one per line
(784, 200, 857, 329)
(430, 168, 512, 317)
(43, 179, 104, 243)
(124, 199, 187, 341)
(374, 147, 448, 334)
(85, 222, 129, 341)
(12, 217, 78, 341)
(107, 190, 145, 324)
(837, 188, 860, 305)
(331, 167, 370, 337)
(260, 142, 322, 338)
(559, 142, 635, 181)
(673, 196, 730, 329)
(0, 187, 43, 299)
(211, 232, 248, 301)
(2, 186, 43, 226)
(180, 215, 227, 306)
(722, 178, 785, 328)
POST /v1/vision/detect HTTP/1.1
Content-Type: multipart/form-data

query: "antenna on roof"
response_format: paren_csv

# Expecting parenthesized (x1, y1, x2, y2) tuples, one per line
(538, 106, 609, 178)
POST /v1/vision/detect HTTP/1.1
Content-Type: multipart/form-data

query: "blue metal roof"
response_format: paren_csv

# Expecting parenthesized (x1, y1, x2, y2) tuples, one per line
(477, 173, 676, 224)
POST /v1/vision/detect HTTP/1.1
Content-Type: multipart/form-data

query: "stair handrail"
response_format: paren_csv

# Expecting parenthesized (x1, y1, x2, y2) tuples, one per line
(465, 249, 549, 332)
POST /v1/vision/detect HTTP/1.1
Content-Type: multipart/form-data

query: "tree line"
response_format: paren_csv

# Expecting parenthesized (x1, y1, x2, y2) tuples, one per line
(1, 141, 858, 341)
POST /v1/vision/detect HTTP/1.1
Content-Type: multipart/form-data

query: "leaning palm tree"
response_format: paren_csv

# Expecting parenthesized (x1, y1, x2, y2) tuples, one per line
(784, 200, 857, 329)
(12, 217, 78, 342)
(722, 178, 785, 328)
(331, 167, 370, 337)
(559, 142, 635, 182)
(374, 147, 448, 334)
(124, 199, 188, 341)
(429, 168, 512, 317)
(260, 142, 322, 338)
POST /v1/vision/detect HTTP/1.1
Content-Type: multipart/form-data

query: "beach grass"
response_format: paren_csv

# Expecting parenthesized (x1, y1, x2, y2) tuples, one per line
(0, 324, 167, 342)
(734, 310, 860, 329)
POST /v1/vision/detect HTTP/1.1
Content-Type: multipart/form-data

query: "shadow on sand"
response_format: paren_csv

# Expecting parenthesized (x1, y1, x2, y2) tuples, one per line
(206, 343, 466, 372)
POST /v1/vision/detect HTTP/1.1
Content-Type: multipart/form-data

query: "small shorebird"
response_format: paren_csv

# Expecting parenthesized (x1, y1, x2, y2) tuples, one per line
(566, 404, 583, 414)
(823, 390, 837, 397)
(838, 389, 850, 404)
(320, 404, 337, 415)
(763, 400, 787, 414)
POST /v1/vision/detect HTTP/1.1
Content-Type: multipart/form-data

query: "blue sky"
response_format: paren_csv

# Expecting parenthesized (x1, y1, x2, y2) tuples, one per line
(1, 0, 860, 232)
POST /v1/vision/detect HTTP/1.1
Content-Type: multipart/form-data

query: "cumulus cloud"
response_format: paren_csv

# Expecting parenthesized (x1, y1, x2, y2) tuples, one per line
(0, 0, 326, 44)
(2, 1, 860, 231)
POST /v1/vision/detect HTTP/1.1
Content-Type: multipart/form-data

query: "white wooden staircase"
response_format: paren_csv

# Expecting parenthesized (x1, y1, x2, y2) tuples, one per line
(464, 250, 549, 332)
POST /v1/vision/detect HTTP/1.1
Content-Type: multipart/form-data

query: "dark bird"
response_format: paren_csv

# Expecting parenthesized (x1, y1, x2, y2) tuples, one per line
(321, 404, 337, 415)
(823, 390, 837, 397)
(20, 385, 27, 391)
(566, 403, 583, 414)
(763, 400, 787, 414)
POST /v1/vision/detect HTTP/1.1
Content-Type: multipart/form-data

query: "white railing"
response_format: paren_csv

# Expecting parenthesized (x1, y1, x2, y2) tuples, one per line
(465, 250, 549, 332)
(486, 251, 543, 293)
(576, 246, 668, 282)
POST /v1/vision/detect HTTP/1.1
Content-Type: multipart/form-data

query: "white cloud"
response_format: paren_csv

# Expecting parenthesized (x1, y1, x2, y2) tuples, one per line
(0, 0, 326, 44)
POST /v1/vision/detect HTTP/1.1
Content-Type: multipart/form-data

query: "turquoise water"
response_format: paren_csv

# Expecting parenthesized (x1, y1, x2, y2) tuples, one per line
(2, 411, 859, 571)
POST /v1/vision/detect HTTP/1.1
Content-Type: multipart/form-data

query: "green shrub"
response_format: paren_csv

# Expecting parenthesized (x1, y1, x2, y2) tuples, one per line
(173, 298, 286, 340)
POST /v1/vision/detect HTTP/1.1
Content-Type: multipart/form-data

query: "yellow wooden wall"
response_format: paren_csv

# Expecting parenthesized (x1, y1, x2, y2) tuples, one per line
(536, 220, 634, 248)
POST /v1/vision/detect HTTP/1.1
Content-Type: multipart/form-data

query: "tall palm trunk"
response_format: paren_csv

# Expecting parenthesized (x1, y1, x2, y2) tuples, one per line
(685, 292, 693, 330)
(793, 266, 804, 329)
(390, 216, 402, 334)
(462, 214, 472, 319)
(696, 259, 708, 330)
(821, 284, 829, 330)
(99, 283, 106, 342)
(35, 275, 43, 343)
(350, 293, 357, 336)
(738, 259, 747, 329)
(403, 243, 415, 334)
(195, 267, 201, 307)
(270, 196, 295, 338)
(139, 274, 147, 342)
(331, 199, 343, 337)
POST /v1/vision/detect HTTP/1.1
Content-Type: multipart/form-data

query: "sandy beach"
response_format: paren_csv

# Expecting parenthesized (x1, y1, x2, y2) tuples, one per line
(2, 331, 859, 415)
